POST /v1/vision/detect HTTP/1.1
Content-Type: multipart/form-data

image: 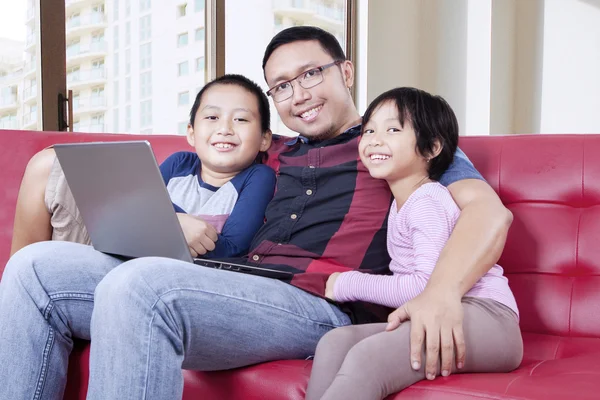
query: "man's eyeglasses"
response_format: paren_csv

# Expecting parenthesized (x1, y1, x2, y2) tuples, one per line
(266, 60, 344, 103)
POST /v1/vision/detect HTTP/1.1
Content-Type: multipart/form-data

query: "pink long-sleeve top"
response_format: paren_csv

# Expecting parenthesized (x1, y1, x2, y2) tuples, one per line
(333, 182, 519, 316)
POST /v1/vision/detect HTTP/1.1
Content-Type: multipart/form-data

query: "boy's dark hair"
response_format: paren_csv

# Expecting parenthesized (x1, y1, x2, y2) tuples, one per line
(362, 87, 459, 181)
(262, 26, 346, 73)
(189, 74, 270, 164)
(189, 74, 270, 133)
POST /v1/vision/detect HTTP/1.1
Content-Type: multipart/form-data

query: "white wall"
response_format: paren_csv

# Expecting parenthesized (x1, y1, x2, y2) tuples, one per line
(364, 0, 600, 135)
(539, 0, 600, 133)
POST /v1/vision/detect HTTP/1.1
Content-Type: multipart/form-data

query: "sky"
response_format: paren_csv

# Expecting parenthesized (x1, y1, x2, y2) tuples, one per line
(0, 0, 26, 42)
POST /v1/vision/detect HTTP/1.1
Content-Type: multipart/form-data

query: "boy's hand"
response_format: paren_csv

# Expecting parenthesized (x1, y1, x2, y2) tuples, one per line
(176, 213, 218, 256)
(324, 272, 341, 300)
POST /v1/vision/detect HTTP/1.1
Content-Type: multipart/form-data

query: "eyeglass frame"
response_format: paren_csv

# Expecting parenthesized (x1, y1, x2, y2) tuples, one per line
(266, 60, 344, 103)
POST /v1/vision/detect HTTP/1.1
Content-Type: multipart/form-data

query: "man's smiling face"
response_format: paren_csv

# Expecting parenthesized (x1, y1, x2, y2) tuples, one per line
(264, 40, 357, 141)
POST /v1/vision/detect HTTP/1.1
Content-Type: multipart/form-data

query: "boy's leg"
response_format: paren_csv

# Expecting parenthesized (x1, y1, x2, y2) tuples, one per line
(87, 256, 351, 400)
(305, 324, 384, 400)
(0, 241, 124, 400)
(319, 297, 523, 400)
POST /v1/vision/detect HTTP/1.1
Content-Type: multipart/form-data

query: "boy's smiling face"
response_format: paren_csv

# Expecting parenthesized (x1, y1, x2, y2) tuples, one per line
(187, 84, 271, 180)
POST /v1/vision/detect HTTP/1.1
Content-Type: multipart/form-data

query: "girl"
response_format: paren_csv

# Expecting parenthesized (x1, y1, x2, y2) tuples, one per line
(10, 74, 275, 259)
(306, 87, 522, 400)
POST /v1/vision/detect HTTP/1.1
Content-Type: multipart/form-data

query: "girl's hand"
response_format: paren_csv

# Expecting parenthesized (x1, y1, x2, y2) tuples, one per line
(324, 272, 341, 300)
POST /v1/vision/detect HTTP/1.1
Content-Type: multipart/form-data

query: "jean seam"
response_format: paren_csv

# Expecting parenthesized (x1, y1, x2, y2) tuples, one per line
(152, 286, 339, 328)
(142, 313, 156, 400)
(33, 327, 54, 400)
(48, 292, 94, 301)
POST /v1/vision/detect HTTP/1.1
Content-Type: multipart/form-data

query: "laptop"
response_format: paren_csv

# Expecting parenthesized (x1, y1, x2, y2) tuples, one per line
(53, 140, 292, 280)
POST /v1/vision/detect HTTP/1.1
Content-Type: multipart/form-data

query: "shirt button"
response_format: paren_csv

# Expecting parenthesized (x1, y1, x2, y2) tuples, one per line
(290, 214, 298, 220)
(252, 255, 260, 261)
(306, 189, 313, 195)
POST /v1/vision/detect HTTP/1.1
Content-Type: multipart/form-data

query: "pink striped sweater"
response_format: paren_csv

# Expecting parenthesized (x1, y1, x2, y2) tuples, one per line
(333, 182, 519, 316)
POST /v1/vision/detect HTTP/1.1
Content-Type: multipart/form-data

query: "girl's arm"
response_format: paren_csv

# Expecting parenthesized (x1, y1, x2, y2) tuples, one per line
(333, 194, 453, 308)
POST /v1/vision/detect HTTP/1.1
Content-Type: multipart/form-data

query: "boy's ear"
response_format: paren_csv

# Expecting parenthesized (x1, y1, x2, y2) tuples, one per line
(186, 124, 195, 147)
(260, 130, 273, 152)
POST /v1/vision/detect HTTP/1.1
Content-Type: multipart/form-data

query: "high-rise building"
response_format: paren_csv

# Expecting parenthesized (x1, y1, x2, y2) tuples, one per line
(0, 0, 345, 135)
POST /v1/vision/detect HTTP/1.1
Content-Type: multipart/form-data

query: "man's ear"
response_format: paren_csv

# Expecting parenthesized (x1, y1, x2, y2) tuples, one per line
(186, 124, 195, 147)
(260, 130, 273, 152)
(340, 60, 355, 89)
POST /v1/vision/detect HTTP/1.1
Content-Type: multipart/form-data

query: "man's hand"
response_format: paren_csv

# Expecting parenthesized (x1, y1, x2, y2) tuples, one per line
(324, 272, 341, 300)
(176, 213, 218, 257)
(385, 288, 465, 381)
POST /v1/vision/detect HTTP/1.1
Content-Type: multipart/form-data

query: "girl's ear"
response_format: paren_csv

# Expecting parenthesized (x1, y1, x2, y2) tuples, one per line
(186, 124, 195, 147)
(260, 130, 273, 152)
(430, 139, 443, 160)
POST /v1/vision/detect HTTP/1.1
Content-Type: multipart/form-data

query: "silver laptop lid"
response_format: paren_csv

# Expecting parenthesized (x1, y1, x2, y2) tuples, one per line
(54, 141, 194, 263)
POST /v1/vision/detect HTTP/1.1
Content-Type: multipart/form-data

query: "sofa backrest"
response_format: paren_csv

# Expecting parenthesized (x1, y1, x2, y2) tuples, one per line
(0, 130, 190, 271)
(1, 131, 599, 338)
(460, 134, 600, 338)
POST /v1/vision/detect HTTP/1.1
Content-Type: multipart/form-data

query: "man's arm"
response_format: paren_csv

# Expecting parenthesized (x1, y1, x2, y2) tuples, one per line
(10, 149, 55, 256)
(393, 150, 513, 380)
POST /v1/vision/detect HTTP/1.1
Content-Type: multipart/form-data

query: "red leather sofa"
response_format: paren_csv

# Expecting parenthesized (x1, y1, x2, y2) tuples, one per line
(1, 130, 599, 399)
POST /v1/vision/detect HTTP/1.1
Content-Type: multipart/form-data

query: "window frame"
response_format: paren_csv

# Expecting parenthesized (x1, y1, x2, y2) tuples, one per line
(34, 0, 358, 131)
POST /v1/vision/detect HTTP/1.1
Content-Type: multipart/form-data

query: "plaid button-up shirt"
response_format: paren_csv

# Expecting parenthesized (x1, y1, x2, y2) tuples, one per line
(244, 124, 483, 323)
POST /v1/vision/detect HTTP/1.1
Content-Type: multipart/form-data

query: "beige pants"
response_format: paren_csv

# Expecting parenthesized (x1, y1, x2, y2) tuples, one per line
(44, 158, 91, 245)
(306, 296, 523, 400)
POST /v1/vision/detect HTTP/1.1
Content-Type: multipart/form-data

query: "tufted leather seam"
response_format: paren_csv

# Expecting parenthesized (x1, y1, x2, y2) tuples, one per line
(408, 384, 526, 400)
(503, 375, 527, 395)
(569, 211, 583, 336)
(503, 201, 600, 208)
(553, 337, 562, 359)
(529, 360, 547, 375)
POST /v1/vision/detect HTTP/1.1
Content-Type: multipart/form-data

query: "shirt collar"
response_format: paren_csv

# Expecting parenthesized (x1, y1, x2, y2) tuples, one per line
(284, 123, 363, 147)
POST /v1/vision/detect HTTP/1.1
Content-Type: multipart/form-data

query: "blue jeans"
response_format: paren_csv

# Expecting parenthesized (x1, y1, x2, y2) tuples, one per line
(0, 241, 350, 400)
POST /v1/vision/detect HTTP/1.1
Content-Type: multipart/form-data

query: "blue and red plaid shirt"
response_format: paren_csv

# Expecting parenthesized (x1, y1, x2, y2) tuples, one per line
(241, 124, 483, 323)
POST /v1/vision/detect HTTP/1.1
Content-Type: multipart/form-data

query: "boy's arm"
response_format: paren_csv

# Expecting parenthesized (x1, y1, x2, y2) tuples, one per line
(205, 166, 277, 258)
(395, 150, 512, 380)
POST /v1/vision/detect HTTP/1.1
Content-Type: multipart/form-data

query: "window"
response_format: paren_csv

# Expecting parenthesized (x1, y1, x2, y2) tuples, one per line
(177, 4, 187, 18)
(178, 61, 189, 76)
(114, 80, 119, 104)
(114, 26, 119, 50)
(114, 53, 119, 75)
(196, 57, 205, 72)
(140, 0, 151, 12)
(126, 0, 131, 16)
(178, 121, 188, 135)
(114, 0, 119, 21)
(113, 109, 119, 131)
(125, 49, 131, 74)
(140, 72, 152, 98)
(126, 21, 131, 46)
(195, 0, 205, 12)
(178, 91, 189, 106)
(178, 32, 188, 47)
(225, 0, 349, 137)
(195, 27, 204, 42)
(126, 77, 131, 101)
(125, 105, 131, 130)
(140, 43, 151, 69)
(140, 15, 151, 41)
(140, 100, 152, 126)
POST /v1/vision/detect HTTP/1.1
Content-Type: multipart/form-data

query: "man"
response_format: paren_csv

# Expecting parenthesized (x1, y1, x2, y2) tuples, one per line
(0, 27, 511, 399)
